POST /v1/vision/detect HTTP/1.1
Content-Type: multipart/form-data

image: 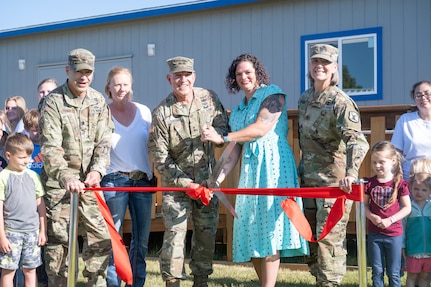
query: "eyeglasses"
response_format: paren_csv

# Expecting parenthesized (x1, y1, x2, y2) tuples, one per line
(414, 90, 431, 100)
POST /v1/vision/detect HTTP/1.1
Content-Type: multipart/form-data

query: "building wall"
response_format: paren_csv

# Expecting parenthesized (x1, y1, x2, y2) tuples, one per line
(0, 0, 430, 110)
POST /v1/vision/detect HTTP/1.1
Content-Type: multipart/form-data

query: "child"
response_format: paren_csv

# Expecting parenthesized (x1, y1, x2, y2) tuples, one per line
(409, 157, 431, 178)
(23, 109, 48, 287)
(364, 141, 412, 287)
(23, 109, 42, 174)
(0, 133, 47, 287)
(403, 173, 431, 287)
(0, 111, 10, 169)
(0, 127, 7, 171)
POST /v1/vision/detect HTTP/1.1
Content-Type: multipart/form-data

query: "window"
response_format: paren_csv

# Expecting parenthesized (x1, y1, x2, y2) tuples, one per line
(301, 27, 382, 101)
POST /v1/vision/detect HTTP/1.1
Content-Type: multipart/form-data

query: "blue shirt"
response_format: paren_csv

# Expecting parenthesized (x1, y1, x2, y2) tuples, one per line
(27, 143, 43, 175)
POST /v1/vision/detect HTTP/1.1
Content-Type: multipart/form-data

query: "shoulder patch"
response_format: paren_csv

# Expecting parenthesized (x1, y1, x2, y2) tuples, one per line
(348, 111, 360, 123)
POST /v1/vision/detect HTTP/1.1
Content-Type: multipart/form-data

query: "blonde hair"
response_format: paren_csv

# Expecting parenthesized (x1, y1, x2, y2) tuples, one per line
(0, 110, 12, 134)
(104, 67, 133, 100)
(409, 157, 431, 178)
(4, 96, 27, 113)
(4, 96, 27, 131)
(409, 157, 431, 191)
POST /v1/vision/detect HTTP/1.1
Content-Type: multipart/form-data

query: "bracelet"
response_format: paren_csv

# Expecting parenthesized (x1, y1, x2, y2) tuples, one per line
(390, 216, 395, 224)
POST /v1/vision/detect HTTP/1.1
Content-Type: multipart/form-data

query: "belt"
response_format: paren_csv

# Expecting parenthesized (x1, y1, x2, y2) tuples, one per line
(116, 170, 149, 181)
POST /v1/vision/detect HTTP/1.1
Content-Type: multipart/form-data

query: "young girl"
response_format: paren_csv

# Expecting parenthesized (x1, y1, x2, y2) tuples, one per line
(403, 166, 431, 287)
(365, 141, 412, 287)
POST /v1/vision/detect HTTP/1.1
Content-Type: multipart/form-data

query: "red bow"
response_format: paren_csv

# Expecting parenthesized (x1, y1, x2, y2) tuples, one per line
(281, 197, 346, 242)
(186, 186, 211, 205)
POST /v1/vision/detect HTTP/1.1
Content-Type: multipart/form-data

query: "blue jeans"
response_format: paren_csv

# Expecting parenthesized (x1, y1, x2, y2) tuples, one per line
(101, 173, 153, 287)
(368, 232, 402, 287)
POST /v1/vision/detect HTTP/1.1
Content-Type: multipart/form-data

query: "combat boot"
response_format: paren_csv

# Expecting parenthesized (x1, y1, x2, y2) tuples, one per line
(193, 275, 208, 287)
(166, 278, 180, 287)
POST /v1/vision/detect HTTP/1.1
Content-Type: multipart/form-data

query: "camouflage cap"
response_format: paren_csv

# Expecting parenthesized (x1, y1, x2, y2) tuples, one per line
(167, 56, 195, 73)
(310, 44, 338, 63)
(68, 48, 95, 71)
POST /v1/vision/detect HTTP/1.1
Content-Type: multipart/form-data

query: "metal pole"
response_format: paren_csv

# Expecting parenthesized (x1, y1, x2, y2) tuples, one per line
(67, 192, 79, 287)
(355, 181, 367, 287)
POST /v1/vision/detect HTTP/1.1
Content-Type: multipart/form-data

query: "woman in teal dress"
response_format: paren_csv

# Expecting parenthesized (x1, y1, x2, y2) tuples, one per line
(201, 54, 308, 286)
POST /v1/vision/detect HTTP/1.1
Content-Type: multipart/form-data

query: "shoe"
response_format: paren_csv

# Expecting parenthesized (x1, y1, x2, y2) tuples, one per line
(166, 278, 180, 287)
(193, 275, 208, 287)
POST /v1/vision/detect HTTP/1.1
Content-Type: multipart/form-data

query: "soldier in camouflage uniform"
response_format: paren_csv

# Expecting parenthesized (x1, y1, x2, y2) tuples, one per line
(298, 44, 369, 287)
(148, 56, 229, 287)
(39, 48, 114, 287)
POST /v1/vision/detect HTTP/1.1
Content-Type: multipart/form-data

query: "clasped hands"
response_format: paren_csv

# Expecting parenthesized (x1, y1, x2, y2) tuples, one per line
(201, 124, 223, 145)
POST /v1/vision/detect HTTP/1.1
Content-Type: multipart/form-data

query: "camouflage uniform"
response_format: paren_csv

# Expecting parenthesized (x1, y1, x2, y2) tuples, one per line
(39, 82, 114, 287)
(298, 85, 369, 287)
(148, 88, 229, 282)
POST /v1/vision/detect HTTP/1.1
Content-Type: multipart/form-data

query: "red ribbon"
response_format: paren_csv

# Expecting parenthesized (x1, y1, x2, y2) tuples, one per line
(86, 184, 364, 279)
(86, 186, 363, 202)
(280, 197, 346, 242)
(93, 192, 133, 285)
(221, 186, 363, 242)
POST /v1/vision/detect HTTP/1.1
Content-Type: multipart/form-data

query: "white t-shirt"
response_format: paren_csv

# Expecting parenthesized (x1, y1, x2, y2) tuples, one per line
(15, 119, 26, 134)
(391, 111, 431, 179)
(106, 102, 152, 177)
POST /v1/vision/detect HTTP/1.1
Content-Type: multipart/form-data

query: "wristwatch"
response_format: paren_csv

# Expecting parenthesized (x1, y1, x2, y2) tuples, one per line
(222, 132, 229, 143)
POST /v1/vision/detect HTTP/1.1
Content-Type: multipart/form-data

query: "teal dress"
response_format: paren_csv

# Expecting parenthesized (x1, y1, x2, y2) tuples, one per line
(230, 84, 309, 262)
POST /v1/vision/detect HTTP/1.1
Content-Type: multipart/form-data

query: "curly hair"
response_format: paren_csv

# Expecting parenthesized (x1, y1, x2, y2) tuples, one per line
(225, 54, 270, 94)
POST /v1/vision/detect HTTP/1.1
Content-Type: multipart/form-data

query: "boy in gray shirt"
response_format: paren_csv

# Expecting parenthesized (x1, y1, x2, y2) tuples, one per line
(0, 133, 46, 287)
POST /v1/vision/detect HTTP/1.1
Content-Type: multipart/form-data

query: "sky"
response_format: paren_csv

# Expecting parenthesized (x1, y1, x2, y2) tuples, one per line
(1, 0, 205, 31)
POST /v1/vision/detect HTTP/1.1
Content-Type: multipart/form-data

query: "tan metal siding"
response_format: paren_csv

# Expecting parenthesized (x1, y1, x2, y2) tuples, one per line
(0, 0, 430, 111)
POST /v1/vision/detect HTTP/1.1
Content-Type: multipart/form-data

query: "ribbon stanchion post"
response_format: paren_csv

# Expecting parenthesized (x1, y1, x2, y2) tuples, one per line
(67, 193, 79, 287)
(355, 181, 367, 287)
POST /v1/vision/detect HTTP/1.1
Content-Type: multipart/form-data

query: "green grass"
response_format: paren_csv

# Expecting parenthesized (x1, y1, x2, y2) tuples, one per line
(71, 257, 407, 287)
(66, 233, 403, 287)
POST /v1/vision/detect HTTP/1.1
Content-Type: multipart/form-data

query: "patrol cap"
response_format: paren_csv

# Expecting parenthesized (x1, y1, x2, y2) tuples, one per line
(68, 48, 95, 71)
(167, 56, 195, 73)
(310, 44, 338, 63)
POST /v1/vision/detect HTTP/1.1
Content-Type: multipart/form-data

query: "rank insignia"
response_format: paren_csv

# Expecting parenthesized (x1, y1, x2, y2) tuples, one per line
(348, 111, 359, 123)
